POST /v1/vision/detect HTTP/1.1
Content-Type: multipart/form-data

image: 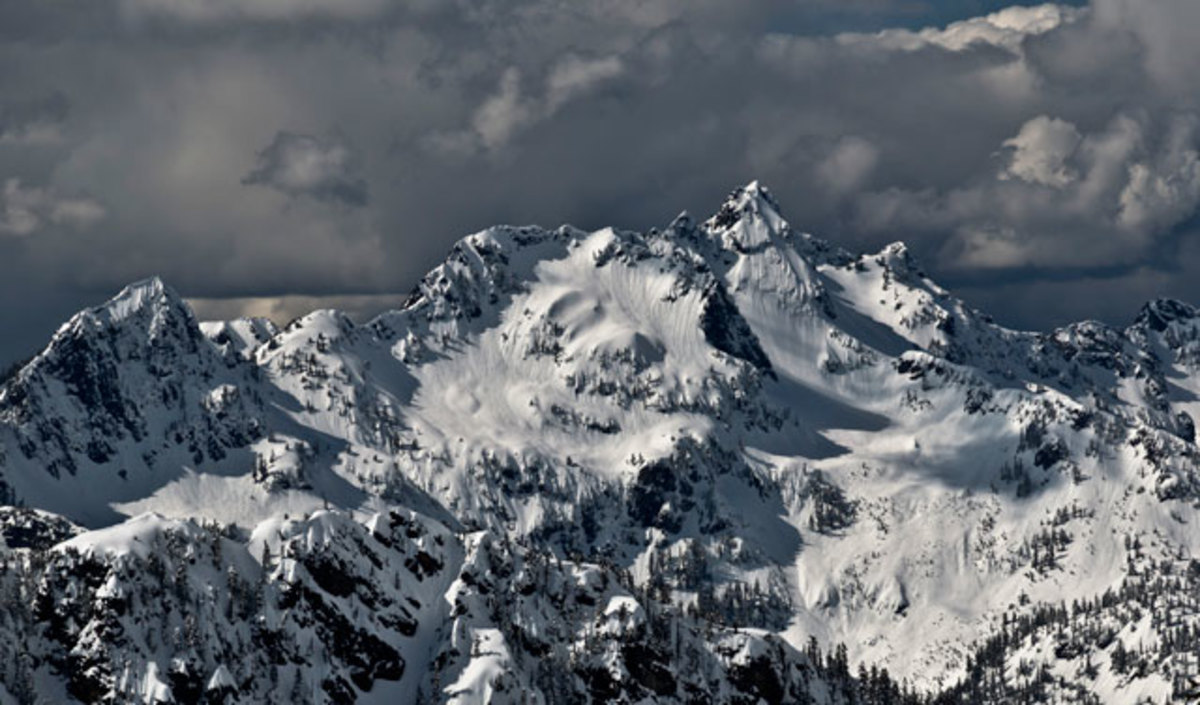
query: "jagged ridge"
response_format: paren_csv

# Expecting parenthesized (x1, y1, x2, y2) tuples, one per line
(3, 183, 1200, 703)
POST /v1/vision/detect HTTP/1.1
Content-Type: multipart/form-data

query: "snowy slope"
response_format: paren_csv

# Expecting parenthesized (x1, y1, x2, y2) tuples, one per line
(3, 182, 1200, 703)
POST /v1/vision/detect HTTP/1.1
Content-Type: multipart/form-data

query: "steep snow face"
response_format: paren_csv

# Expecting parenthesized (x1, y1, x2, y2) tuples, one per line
(701, 182, 833, 316)
(6, 183, 1200, 703)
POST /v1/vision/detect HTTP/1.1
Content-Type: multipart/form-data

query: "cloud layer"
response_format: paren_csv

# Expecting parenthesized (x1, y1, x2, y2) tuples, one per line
(3, 0, 1200, 361)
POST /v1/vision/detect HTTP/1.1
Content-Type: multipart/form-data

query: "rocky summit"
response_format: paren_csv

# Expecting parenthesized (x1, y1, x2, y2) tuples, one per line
(3, 183, 1200, 703)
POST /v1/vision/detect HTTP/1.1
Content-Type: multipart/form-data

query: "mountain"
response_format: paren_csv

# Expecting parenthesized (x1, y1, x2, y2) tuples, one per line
(3, 182, 1200, 703)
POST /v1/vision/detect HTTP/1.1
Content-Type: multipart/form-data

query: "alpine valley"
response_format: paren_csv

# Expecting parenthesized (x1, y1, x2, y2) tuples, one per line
(3, 182, 1200, 704)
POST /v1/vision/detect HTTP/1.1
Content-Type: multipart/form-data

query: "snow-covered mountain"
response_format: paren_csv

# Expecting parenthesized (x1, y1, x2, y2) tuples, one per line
(4, 182, 1200, 703)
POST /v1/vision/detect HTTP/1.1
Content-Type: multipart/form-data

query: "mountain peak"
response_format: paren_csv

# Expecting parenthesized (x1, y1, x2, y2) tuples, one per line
(100, 276, 181, 322)
(667, 210, 693, 231)
(708, 181, 783, 230)
(61, 275, 194, 335)
(738, 179, 778, 207)
(875, 241, 924, 279)
(13, 183, 1200, 704)
(1135, 297, 1198, 332)
(36, 276, 200, 368)
(704, 181, 791, 256)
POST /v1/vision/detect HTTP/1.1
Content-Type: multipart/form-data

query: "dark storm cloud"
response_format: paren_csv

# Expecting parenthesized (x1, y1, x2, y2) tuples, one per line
(0, 0, 1197, 364)
(243, 131, 369, 206)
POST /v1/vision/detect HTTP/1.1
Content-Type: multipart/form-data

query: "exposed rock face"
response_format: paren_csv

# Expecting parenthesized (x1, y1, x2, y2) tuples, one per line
(3, 183, 1200, 703)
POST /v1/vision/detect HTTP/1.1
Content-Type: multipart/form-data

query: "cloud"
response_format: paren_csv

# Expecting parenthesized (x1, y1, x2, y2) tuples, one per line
(1117, 115, 1200, 233)
(188, 292, 409, 326)
(1000, 115, 1082, 187)
(841, 3, 1081, 52)
(242, 131, 369, 206)
(117, 0, 393, 24)
(853, 112, 1200, 270)
(6, 0, 1200, 366)
(0, 179, 106, 237)
(817, 136, 880, 195)
(472, 69, 533, 152)
(1090, 0, 1200, 94)
(436, 54, 626, 154)
(0, 93, 69, 145)
(546, 55, 625, 112)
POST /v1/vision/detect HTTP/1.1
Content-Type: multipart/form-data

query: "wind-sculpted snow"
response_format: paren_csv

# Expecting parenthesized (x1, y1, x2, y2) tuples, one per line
(5, 183, 1200, 702)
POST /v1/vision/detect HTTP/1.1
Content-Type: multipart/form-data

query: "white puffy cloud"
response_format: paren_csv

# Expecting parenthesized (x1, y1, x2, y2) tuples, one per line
(856, 112, 1200, 271)
(1000, 115, 1082, 187)
(841, 3, 1080, 52)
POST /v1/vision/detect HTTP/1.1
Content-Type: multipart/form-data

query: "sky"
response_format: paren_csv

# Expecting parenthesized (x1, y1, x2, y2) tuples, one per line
(3, 0, 1200, 365)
